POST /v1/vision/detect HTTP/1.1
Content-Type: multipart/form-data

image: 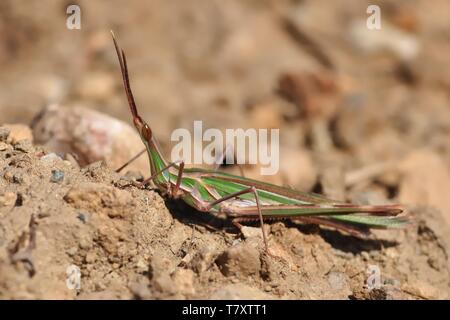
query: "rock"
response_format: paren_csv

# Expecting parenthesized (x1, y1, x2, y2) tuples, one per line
(40, 153, 63, 163)
(0, 192, 17, 208)
(64, 182, 134, 218)
(77, 212, 90, 224)
(240, 225, 271, 244)
(124, 171, 144, 182)
(78, 236, 92, 250)
(216, 242, 261, 277)
(13, 139, 33, 153)
(0, 142, 8, 151)
(210, 284, 274, 300)
(85, 251, 97, 263)
(241, 226, 262, 239)
(50, 170, 65, 183)
(188, 245, 218, 274)
(64, 153, 80, 168)
(12, 173, 28, 185)
(2, 124, 33, 144)
(135, 258, 148, 273)
(31, 104, 150, 176)
(0, 127, 10, 141)
(66, 246, 78, 257)
(399, 150, 450, 225)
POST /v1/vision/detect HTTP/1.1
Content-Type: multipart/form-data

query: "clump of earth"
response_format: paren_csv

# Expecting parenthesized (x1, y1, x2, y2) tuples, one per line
(0, 127, 449, 299)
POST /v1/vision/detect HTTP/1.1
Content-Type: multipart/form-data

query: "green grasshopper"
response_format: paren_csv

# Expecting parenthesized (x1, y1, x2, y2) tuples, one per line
(111, 33, 408, 252)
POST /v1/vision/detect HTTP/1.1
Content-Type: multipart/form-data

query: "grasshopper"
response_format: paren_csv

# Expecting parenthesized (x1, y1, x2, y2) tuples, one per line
(111, 32, 408, 252)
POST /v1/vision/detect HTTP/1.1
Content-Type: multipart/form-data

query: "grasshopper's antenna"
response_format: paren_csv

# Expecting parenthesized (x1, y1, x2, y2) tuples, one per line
(111, 31, 140, 122)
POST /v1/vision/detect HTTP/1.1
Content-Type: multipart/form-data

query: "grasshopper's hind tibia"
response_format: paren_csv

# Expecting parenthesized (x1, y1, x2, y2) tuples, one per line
(206, 187, 269, 252)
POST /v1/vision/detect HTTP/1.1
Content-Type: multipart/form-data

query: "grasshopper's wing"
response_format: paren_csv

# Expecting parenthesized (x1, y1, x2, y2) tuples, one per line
(195, 173, 409, 234)
(222, 200, 408, 230)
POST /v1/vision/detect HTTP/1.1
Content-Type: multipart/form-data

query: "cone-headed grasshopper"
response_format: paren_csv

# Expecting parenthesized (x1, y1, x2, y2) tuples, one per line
(111, 32, 408, 252)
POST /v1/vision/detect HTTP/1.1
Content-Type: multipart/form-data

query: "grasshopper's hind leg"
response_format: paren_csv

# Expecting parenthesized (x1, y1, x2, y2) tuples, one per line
(205, 187, 269, 252)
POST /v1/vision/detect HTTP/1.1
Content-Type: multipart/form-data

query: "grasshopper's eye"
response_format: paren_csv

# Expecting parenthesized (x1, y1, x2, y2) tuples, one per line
(142, 124, 152, 141)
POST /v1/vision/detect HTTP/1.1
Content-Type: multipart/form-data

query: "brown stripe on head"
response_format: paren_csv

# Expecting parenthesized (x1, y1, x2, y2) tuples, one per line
(141, 123, 152, 142)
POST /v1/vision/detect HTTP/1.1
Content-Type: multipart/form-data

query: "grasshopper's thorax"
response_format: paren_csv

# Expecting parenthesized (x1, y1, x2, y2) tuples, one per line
(143, 137, 170, 185)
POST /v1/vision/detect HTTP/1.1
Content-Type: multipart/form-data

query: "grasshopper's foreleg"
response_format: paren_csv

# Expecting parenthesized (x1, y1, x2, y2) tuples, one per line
(115, 148, 147, 173)
(119, 160, 184, 190)
(171, 161, 185, 197)
(206, 186, 269, 252)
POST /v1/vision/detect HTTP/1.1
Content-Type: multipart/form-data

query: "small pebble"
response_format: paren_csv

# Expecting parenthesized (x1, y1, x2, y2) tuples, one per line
(40, 153, 63, 163)
(38, 211, 51, 218)
(63, 160, 72, 167)
(3, 170, 14, 182)
(77, 212, 90, 223)
(0, 127, 10, 142)
(67, 246, 78, 256)
(51, 169, 65, 183)
(14, 140, 33, 153)
(4, 124, 33, 143)
(13, 173, 24, 184)
(79, 237, 92, 250)
(85, 251, 97, 263)
(361, 251, 370, 261)
(0, 192, 17, 207)
(135, 258, 148, 273)
(64, 153, 80, 168)
(333, 249, 354, 260)
(0, 142, 8, 151)
(124, 171, 144, 182)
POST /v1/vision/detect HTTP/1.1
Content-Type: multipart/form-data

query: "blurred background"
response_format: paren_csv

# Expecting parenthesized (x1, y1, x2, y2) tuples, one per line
(1, 0, 450, 204)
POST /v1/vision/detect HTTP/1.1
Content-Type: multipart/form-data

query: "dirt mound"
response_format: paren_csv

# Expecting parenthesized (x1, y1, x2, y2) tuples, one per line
(1, 133, 449, 299)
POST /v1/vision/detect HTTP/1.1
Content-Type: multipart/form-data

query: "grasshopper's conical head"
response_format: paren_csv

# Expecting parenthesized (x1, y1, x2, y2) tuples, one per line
(111, 31, 153, 144)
